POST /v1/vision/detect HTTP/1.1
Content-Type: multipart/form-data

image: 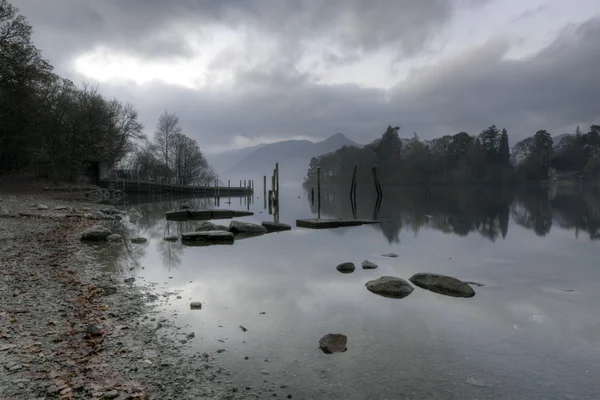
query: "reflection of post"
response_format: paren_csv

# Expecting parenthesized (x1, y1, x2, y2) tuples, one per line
(317, 167, 321, 220)
(371, 167, 382, 198)
(268, 190, 273, 214)
(263, 175, 267, 209)
(275, 162, 279, 221)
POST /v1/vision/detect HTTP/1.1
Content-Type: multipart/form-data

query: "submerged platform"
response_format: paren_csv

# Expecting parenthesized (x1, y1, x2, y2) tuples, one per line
(166, 209, 254, 221)
(296, 218, 380, 229)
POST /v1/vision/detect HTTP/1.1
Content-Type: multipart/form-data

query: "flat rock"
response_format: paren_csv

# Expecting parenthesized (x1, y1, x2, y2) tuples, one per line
(37, 204, 49, 210)
(381, 253, 398, 258)
(106, 234, 123, 242)
(190, 302, 202, 310)
(54, 205, 69, 211)
(80, 226, 111, 241)
(336, 262, 355, 273)
(163, 235, 178, 242)
(409, 273, 475, 298)
(181, 231, 234, 244)
(229, 220, 267, 234)
(361, 260, 378, 269)
(196, 221, 228, 232)
(130, 237, 148, 244)
(261, 221, 292, 232)
(365, 276, 414, 299)
(319, 333, 347, 354)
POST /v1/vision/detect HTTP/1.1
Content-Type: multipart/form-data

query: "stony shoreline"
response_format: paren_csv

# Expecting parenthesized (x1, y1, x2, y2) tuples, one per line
(0, 194, 250, 400)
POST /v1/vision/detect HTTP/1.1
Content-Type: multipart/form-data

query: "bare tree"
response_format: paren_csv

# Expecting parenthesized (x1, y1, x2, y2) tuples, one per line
(154, 110, 181, 182)
(171, 133, 209, 185)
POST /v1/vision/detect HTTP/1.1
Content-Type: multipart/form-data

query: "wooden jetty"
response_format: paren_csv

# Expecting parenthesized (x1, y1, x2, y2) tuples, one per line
(296, 218, 380, 229)
(166, 209, 254, 221)
(100, 178, 253, 196)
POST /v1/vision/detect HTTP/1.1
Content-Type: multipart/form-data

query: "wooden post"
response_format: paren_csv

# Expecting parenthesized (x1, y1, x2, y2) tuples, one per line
(268, 190, 273, 214)
(311, 187, 314, 205)
(263, 175, 267, 209)
(275, 162, 279, 215)
(317, 167, 321, 220)
(240, 180, 242, 188)
(228, 179, 231, 203)
(244, 180, 246, 192)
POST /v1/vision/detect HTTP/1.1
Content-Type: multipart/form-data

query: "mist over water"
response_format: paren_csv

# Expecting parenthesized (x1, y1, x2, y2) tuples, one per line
(103, 184, 600, 400)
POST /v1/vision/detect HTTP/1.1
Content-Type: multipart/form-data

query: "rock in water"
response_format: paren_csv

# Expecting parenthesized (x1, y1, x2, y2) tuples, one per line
(130, 237, 147, 244)
(80, 226, 111, 241)
(261, 221, 292, 232)
(365, 276, 414, 299)
(163, 235, 178, 242)
(319, 334, 347, 354)
(106, 234, 123, 242)
(181, 231, 234, 244)
(361, 260, 378, 269)
(409, 273, 475, 298)
(229, 220, 267, 234)
(190, 302, 202, 310)
(381, 253, 398, 258)
(336, 262, 355, 273)
(196, 221, 228, 232)
(180, 202, 192, 209)
(124, 277, 135, 284)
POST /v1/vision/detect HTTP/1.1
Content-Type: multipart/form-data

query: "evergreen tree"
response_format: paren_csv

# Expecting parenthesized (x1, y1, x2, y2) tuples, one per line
(479, 125, 500, 162)
(498, 128, 510, 166)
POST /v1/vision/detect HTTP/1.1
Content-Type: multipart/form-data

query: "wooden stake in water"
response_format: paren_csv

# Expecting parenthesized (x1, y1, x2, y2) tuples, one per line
(317, 167, 321, 220)
(263, 175, 267, 209)
(311, 187, 314, 205)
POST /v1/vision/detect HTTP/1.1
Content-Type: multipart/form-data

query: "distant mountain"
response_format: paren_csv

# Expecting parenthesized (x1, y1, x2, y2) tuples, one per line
(205, 143, 266, 178)
(223, 133, 361, 183)
(553, 133, 572, 148)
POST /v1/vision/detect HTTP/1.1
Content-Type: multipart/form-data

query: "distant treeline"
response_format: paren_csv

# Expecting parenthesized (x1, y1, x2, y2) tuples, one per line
(0, 1, 216, 184)
(305, 125, 600, 186)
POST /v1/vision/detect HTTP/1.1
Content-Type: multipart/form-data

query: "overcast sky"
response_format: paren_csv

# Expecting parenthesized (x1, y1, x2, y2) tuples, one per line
(12, 0, 600, 153)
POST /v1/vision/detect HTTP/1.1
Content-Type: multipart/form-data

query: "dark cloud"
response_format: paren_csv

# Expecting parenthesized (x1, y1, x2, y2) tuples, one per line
(93, 17, 600, 152)
(13, 0, 464, 69)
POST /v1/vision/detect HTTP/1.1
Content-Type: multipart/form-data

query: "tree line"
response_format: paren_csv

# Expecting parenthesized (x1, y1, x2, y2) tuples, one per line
(0, 0, 215, 185)
(305, 124, 600, 186)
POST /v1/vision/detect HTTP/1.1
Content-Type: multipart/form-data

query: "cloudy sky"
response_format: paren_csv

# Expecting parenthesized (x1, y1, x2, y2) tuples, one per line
(12, 0, 600, 153)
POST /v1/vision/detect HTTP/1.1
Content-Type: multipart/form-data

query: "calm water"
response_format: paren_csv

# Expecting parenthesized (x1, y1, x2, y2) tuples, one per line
(107, 185, 600, 400)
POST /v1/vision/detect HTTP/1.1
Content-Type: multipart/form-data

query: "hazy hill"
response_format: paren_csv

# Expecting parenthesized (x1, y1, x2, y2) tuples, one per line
(221, 133, 361, 183)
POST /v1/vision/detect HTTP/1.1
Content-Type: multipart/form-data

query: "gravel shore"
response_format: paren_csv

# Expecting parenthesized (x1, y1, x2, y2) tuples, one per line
(0, 194, 251, 400)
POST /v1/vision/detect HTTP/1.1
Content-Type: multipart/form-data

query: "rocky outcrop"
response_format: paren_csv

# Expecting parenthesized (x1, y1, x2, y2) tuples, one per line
(361, 260, 378, 269)
(336, 262, 355, 273)
(365, 276, 414, 299)
(228, 220, 267, 234)
(409, 273, 475, 298)
(80, 226, 111, 241)
(261, 221, 292, 232)
(319, 334, 347, 354)
(196, 221, 228, 232)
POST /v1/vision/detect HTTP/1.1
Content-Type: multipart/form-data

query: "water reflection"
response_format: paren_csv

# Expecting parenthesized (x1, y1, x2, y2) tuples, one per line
(308, 185, 600, 242)
(98, 185, 600, 400)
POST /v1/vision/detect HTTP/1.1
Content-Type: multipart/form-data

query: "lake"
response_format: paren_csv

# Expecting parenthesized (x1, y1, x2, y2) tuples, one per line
(107, 184, 600, 400)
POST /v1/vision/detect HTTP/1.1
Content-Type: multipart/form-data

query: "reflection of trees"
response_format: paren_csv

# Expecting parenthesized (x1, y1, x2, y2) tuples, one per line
(307, 185, 600, 241)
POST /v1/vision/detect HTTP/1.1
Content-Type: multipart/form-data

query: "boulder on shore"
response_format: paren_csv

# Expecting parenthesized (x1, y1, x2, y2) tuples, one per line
(361, 260, 378, 269)
(336, 262, 355, 273)
(261, 221, 292, 232)
(319, 333, 347, 354)
(196, 221, 228, 232)
(80, 226, 112, 241)
(107, 234, 123, 242)
(409, 273, 475, 298)
(229, 220, 267, 234)
(365, 276, 414, 299)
